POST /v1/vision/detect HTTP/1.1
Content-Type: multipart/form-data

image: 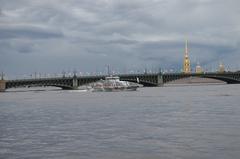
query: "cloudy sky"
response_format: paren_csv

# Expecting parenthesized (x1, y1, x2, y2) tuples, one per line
(0, 0, 240, 78)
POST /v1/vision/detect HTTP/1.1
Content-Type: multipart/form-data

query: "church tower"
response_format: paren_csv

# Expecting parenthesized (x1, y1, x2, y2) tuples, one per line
(183, 40, 191, 73)
(195, 62, 203, 74)
(218, 62, 225, 73)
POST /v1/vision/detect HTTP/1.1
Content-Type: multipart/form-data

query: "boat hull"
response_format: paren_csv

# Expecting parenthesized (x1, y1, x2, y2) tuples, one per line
(92, 86, 138, 92)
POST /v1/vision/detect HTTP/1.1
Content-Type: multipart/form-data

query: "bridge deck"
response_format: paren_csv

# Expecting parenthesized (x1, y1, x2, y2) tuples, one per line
(2, 72, 240, 91)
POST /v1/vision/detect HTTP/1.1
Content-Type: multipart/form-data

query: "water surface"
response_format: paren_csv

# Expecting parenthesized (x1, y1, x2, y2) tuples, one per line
(1, 84, 240, 159)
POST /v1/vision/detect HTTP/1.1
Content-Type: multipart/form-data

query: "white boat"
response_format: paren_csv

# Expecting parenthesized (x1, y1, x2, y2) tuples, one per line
(91, 76, 140, 92)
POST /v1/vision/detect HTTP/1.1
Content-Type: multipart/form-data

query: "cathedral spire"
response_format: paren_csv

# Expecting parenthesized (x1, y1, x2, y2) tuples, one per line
(183, 39, 191, 73)
(185, 39, 188, 57)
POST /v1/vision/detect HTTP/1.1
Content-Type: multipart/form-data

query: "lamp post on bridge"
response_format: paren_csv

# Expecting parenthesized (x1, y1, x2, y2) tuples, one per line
(157, 68, 164, 86)
(1, 72, 4, 80)
(72, 70, 78, 89)
(62, 70, 66, 78)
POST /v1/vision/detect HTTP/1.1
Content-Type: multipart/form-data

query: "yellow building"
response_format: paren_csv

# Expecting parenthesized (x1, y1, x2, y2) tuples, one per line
(183, 40, 191, 73)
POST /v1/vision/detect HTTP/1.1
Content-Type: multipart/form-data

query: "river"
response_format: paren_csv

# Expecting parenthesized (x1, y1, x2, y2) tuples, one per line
(0, 84, 240, 159)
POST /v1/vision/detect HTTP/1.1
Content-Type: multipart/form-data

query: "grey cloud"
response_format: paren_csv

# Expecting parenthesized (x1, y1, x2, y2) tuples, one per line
(0, 25, 63, 39)
(108, 39, 138, 45)
(0, 0, 240, 76)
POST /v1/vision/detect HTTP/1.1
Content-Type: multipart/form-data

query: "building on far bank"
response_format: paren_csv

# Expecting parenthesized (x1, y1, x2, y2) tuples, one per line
(195, 62, 204, 74)
(218, 62, 225, 73)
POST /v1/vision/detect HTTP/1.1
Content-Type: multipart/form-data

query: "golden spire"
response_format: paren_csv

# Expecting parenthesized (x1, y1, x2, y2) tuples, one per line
(185, 39, 188, 57)
(183, 39, 191, 73)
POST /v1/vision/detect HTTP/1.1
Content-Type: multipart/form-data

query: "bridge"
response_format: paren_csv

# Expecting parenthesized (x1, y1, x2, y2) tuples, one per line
(1, 72, 240, 92)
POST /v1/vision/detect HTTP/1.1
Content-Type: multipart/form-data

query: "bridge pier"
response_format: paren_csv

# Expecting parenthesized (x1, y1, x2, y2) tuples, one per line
(157, 74, 164, 86)
(72, 76, 78, 90)
(0, 80, 6, 92)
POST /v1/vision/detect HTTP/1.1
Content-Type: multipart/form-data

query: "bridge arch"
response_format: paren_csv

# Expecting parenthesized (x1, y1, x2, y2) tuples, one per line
(6, 83, 74, 90)
(163, 74, 240, 84)
(165, 76, 225, 84)
(5, 78, 75, 90)
(201, 75, 240, 84)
